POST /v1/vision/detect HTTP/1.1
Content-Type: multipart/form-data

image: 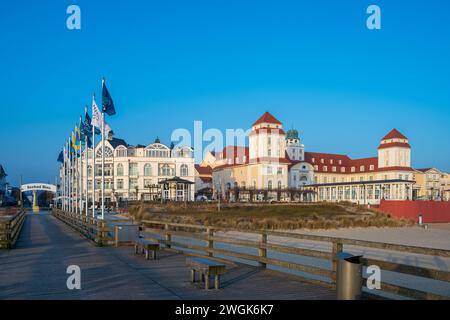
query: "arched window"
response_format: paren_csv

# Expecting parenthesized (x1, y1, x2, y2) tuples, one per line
(180, 164, 188, 177)
(278, 181, 282, 189)
(116, 147, 127, 157)
(87, 165, 92, 176)
(145, 144, 170, 158)
(159, 164, 172, 176)
(144, 164, 152, 176)
(268, 180, 272, 190)
(116, 163, 124, 176)
(96, 147, 113, 158)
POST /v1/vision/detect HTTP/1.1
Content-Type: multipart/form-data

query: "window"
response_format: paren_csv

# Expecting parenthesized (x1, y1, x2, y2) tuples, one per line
(277, 167, 282, 174)
(330, 159, 333, 164)
(268, 180, 273, 190)
(145, 144, 170, 158)
(117, 179, 124, 189)
(267, 166, 273, 175)
(332, 166, 337, 172)
(278, 181, 282, 189)
(268, 149, 272, 157)
(87, 165, 92, 176)
(129, 178, 138, 189)
(144, 179, 152, 188)
(96, 146, 113, 158)
(129, 163, 138, 176)
(116, 163, 124, 176)
(116, 148, 127, 157)
(180, 164, 189, 177)
(159, 164, 174, 176)
(370, 165, 375, 171)
(314, 165, 319, 171)
(341, 167, 346, 173)
(360, 166, 365, 172)
(351, 167, 355, 173)
(144, 164, 152, 176)
(312, 158, 315, 163)
(323, 166, 328, 172)
(323, 177, 328, 183)
(321, 159, 324, 164)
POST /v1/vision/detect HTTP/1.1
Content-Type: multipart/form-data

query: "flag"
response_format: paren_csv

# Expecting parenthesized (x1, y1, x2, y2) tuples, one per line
(91, 97, 102, 129)
(83, 105, 100, 135)
(72, 129, 81, 151)
(86, 135, 92, 148)
(57, 151, 64, 163)
(92, 96, 113, 140)
(102, 79, 116, 116)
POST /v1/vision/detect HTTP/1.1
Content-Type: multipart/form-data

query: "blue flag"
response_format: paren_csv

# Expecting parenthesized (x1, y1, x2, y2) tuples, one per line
(102, 80, 116, 116)
(83, 106, 101, 135)
(57, 151, 64, 163)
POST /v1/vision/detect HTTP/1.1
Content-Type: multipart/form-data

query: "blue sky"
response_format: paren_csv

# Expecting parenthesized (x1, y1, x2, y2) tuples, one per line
(0, 0, 449, 186)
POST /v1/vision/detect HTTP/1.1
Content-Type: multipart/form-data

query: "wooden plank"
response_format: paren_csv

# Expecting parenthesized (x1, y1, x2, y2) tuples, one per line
(361, 258, 450, 282)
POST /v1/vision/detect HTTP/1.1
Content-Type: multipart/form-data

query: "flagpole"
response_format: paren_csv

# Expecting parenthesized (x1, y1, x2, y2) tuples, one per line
(85, 135, 88, 217)
(79, 138, 82, 216)
(92, 122, 96, 218)
(101, 111, 105, 220)
(69, 143, 72, 213)
(63, 146, 66, 211)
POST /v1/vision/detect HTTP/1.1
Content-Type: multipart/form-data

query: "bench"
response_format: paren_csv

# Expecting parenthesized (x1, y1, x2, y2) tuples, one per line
(186, 257, 226, 290)
(134, 238, 160, 260)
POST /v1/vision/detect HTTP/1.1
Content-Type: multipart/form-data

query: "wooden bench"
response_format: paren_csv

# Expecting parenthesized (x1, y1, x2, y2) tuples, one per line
(186, 257, 226, 290)
(134, 238, 160, 260)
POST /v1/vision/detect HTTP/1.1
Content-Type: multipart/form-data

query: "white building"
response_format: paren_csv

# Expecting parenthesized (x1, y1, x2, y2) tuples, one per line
(62, 137, 195, 205)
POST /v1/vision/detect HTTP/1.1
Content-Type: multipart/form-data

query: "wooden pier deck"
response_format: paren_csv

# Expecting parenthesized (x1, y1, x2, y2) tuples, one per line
(0, 213, 335, 300)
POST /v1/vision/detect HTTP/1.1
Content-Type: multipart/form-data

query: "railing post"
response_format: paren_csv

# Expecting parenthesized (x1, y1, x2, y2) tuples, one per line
(207, 228, 214, 257)
(5, 221, 11, 250)
(331, 240, 343, 287)
(258, 232, 267, 268)
(115, 225, 119, 247)
(165, 224, 171, 249)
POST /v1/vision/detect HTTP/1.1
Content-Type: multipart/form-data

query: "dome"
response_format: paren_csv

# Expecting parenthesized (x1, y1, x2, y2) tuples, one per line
(286, 129, 299, 140)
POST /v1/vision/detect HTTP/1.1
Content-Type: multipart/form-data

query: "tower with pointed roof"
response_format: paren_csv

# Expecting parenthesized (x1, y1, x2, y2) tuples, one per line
(378, 128, 411, 169)
(286, 128, 304, 161)
(249, 111, 286, 161)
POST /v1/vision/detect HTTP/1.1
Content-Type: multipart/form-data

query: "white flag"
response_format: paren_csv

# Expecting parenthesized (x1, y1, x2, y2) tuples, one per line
(91, 97, 102, 129)
(92, 96, 113, 140)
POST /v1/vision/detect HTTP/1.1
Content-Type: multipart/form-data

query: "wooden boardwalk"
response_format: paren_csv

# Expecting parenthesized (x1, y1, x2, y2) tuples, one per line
(0, 213, 335, 300)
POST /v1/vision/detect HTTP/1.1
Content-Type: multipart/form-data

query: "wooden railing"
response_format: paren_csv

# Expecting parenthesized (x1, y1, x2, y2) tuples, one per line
(52, 209, 113, 246)
(141, 220, 450, 300)
(0, 210, 26, 249)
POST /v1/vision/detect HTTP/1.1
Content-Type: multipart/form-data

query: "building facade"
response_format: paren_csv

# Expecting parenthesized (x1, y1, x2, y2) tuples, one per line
(413, 168, 450, 200)
(0, 165, 7, 205)
(60, 137, 195, 205)
(210, 112, 426, 205)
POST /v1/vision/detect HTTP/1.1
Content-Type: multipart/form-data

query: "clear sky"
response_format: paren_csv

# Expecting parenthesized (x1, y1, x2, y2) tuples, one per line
(0, 0, 449, 186)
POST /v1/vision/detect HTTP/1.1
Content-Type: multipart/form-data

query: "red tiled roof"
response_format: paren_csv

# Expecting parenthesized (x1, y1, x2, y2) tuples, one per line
(381, 129, 408, 140)
(253, 112, 282, 126)
(250, 128, 286, 135)
(304, 151, 415, 174)
(195, 165, 212, 175)
(378, 142, 411, 149)
(199, 177, 212, 183)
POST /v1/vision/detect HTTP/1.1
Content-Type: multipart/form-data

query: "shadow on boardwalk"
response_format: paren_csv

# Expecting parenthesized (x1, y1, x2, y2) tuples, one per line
(0, 213, 335, 300)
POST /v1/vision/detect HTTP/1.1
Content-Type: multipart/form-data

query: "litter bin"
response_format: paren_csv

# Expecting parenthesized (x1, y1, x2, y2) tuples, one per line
(336, 252, 363, 300)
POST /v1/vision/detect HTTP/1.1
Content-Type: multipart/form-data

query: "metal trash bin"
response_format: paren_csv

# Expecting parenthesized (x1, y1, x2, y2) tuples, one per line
(336, 252, 363, 300)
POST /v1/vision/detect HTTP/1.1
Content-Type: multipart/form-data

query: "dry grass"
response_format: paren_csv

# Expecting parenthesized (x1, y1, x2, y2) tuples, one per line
(127, 202, 414, 231)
